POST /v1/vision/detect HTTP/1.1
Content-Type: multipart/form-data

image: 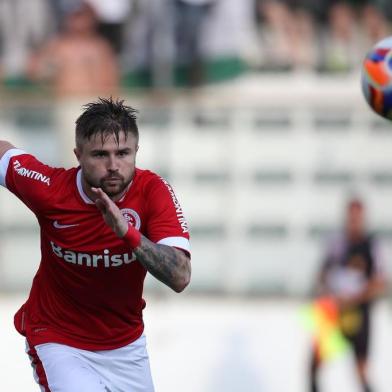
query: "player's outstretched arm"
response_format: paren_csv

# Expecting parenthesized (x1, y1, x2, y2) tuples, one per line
(0, 141, 16, 159)
(132, 237, 191, 293)
(92, 187, 191, 292)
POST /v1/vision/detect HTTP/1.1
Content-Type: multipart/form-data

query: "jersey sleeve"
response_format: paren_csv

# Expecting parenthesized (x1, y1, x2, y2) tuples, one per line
(0, 149, 61, 214)
(145, 175, 191, 256)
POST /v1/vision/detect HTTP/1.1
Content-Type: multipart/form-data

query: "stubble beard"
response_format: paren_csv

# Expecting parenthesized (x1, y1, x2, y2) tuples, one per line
(85, 172, 133, 199)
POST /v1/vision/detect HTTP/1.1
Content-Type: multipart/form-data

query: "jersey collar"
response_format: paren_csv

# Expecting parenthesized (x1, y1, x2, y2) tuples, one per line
(76, 169, 94, 204)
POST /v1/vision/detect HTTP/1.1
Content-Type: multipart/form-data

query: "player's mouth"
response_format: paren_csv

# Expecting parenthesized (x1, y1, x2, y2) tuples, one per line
(103, 176, 122, 183)
(102, 178, 123, 189)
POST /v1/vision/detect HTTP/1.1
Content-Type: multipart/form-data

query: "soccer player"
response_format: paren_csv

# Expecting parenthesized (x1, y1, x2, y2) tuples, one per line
(309, 198, 386, 392)
(0, 97, 191, 392)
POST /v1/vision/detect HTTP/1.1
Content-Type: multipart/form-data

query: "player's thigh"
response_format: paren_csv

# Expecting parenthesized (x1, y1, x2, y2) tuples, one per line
(103, 335, 155, 392)
(35, 343, 108, 392)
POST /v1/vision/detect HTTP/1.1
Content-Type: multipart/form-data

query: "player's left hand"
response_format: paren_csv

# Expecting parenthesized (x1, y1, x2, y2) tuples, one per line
(91, 187, 128, 237)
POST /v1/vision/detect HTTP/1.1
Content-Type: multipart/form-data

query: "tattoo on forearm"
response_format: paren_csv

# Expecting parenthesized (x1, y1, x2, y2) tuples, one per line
(133, 236, 190, 291)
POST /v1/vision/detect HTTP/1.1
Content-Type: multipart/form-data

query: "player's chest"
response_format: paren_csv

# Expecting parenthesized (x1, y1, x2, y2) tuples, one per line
(42, 200, 147, 250)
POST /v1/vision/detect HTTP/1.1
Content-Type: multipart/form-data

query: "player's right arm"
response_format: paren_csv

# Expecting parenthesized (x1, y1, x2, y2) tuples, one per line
(0, 140, 15, 159)
(0, 140, 62, 213)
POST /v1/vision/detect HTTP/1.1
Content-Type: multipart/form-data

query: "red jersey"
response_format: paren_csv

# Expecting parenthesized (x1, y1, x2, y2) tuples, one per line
(0, 149, 190, 350)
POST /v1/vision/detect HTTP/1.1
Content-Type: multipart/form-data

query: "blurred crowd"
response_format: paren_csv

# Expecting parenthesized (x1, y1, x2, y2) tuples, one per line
(255, 0, 392, 72)
(0, 0, 391, 95)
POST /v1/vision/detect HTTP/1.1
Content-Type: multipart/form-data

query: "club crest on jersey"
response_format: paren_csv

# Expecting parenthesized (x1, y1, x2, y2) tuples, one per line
(120, 208, 141, 229)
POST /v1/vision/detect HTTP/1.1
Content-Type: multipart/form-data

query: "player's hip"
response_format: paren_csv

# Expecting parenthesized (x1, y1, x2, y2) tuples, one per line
(26, 334, 155, 392)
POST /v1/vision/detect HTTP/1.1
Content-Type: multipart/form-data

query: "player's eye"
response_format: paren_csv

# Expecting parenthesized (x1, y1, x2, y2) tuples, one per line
(92, 152, 106, 158)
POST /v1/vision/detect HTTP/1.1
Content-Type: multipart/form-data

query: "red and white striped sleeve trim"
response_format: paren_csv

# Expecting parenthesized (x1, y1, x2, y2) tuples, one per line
(0, 148, 26, 187)
(157, 236, 191, 254)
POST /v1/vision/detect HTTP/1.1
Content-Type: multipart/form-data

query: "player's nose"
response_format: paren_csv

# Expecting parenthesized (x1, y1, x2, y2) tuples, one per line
(107, 154, 119, 171)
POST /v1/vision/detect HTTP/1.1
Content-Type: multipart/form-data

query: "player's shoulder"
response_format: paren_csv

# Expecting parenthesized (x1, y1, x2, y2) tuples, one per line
(17, 152, 72, 176)
(134, 168, 171, 192)
(8, 151, 77, 190)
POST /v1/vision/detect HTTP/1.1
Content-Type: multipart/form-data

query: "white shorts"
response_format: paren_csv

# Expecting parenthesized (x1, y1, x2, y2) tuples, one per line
(26, 335, 155, 392)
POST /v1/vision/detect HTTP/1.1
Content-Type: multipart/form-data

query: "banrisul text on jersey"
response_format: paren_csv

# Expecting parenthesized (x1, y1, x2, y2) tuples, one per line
(51, 241, 137, 268)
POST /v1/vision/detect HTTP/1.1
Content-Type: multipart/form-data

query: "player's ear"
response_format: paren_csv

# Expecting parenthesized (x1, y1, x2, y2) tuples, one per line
(74, 147, 81, 162)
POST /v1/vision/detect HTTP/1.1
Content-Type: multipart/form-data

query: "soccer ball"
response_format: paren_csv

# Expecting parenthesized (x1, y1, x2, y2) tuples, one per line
(362, 36, 392, 120)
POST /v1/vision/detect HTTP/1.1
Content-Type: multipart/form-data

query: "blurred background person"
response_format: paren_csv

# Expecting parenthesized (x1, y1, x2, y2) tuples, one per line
(360, 1, 391, 46)
(84, 0, 132, 55)
(322, 0, 363, 72)
(253, 0, 392, 73)
(26, 0, 119, 97)
(309, 198, 387, 392)
(254, 0, 317, 71)
(0, 0, 53, 81)
(26, 0, 119, 166)
(173, 0, 217, 86)
(320, 0, 391, 72)
(122, 0, 175, 89)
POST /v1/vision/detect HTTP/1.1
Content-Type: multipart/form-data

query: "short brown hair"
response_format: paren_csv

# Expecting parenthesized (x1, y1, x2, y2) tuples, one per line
(75, 97, 138, 148)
